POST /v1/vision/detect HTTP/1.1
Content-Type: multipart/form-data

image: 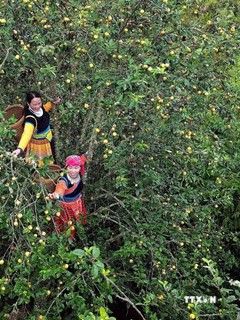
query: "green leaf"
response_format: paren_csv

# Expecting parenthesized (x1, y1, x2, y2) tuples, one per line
(91, 264, 99, 278)
(72, 249, 85, 257)
(99, 307, 108, 318)
(92, 246, 100, 258)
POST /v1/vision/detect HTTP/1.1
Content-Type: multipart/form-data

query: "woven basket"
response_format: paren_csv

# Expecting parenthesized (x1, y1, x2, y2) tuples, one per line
(4, 104, 24, 120)
(4, 104, 24, 142)
(33, 164, 62, 193)
(11, 116, 24, 142)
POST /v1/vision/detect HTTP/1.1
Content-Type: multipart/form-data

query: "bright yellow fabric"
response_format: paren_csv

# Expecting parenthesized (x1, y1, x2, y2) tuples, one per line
(43, 102, 52, 112)
(18, 123, 35, 151)
(47, 130, 53, 141)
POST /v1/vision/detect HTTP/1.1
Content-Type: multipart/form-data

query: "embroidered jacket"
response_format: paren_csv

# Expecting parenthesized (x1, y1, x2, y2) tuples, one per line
(54, 153, 88, 203)
(55, 175, 84, 203)
(18, 102, 52, 151)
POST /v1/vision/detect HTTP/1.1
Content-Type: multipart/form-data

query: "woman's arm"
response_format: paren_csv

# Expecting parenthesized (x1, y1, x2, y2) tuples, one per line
(81, 151, 88, 164)
(44, 98, 62, 112)
(48, 180, 67, 200)
(43, 102, 52, 112)
(12, 123, 35, 155)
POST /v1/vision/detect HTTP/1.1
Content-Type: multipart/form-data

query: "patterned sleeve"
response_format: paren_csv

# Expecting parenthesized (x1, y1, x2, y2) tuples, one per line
(54, 178, 68, 197)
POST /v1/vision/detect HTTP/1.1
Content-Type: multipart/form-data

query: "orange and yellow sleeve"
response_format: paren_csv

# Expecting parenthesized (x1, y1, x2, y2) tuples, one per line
(43, 101, 52, 112)
(18, 123, 35, 151)
(81, 151, 88, 164)
(81, 154, 87, 164)
(55, 180, 67, 197)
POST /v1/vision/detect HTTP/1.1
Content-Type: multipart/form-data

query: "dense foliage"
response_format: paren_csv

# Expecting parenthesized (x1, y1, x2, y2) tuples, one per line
(0, 0, 240, 319)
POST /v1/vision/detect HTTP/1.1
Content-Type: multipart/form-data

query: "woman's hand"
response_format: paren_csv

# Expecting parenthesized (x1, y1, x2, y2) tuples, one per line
(12, 148, 21, 156)
(48, 192, 59, 200)
(52, 97, 62, 105)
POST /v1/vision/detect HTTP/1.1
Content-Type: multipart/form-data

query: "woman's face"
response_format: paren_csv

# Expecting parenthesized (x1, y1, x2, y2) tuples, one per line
(67, 165, 81, 179)
(29, 97, 42, 112)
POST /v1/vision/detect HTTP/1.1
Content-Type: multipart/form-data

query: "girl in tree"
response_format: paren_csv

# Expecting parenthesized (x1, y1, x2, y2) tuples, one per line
(12, 91, 61, 165)
(48, 153, 88, 240)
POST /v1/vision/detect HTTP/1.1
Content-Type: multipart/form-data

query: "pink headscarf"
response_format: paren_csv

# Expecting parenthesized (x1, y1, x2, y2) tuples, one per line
(65, 155, 85, 175)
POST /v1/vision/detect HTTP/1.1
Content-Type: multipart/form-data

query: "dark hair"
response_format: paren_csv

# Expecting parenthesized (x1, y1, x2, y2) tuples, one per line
(23, 91, 42, 116)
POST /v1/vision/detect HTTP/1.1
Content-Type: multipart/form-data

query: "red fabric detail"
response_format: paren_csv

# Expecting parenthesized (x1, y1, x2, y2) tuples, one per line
(55, 197, 87, 239)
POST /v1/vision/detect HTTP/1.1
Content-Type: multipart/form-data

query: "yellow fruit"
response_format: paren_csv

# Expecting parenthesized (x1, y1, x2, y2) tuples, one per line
(189, 314, 196, 319)
(14, 221, 19, 227)
(0, 259, 4, 265)
(17, 213, 23, 219)
(15, 55, 20, 60)
(25, 251, 30, 257)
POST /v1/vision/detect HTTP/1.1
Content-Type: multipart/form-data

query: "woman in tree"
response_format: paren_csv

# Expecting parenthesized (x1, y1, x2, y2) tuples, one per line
(12, 91, 61, 165)
(48, 153, 88, 240)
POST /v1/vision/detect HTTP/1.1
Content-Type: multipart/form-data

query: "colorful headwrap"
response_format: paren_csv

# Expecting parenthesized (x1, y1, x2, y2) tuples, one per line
(65, 155, 85, 174)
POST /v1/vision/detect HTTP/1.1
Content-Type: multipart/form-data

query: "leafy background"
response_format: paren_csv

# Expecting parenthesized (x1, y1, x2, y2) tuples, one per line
(0, 0, 240, 319)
